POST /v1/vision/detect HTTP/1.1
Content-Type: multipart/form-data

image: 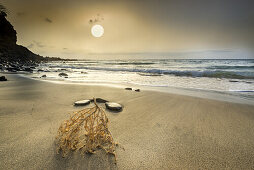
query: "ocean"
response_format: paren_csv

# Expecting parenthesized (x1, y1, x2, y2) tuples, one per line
(28, 59, 254, 100)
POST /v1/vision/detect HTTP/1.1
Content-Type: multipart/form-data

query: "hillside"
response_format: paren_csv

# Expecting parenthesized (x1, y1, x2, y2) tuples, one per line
(0, 11, 44, 63)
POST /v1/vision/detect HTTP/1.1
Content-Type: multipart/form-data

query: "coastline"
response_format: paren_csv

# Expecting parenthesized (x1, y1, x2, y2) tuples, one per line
(19, 72, 254, 106)
(1, 73, 254, 169)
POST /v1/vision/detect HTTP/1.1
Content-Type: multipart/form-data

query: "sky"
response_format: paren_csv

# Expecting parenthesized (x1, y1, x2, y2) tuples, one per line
(2, 0, 254, 59)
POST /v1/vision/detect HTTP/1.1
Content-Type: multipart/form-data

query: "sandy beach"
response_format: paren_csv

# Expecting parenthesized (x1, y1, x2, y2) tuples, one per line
(0, 73, 254, 169)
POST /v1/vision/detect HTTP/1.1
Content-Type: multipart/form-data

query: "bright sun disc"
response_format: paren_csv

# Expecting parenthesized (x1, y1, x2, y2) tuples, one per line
(91, 24, 104, 38)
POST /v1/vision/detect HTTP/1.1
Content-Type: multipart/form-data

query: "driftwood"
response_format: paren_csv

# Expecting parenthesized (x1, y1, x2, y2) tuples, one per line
(56, 98, 117, 161)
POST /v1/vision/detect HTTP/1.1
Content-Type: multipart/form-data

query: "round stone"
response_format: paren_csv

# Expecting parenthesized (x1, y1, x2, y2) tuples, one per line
(105, 102, 122, 112)
(74, 100, 90, 106)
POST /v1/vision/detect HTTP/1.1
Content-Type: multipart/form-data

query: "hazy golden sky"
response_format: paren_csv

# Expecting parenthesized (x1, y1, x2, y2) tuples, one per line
(2, 0, 254, 59)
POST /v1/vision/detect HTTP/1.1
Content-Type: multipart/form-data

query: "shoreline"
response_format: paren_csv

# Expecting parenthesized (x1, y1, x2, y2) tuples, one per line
(16, 72, 254, 106)
(1, 73, 254, 169)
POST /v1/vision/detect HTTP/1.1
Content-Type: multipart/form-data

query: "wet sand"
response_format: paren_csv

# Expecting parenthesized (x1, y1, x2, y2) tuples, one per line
(0, 73, 254, 169)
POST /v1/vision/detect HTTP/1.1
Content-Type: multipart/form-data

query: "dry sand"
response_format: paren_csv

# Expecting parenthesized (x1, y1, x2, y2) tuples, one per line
(0, 73, 254, 169)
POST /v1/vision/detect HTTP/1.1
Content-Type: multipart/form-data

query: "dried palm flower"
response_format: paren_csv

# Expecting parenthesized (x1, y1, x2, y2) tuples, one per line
(56, 98, 117, 161)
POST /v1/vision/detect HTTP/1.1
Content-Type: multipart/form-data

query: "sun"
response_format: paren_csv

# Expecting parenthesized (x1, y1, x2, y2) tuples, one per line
(91, 24, 104, 38)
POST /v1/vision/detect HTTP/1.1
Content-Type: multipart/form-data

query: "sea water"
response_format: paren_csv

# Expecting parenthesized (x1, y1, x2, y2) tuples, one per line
(28, 59, 254, 100)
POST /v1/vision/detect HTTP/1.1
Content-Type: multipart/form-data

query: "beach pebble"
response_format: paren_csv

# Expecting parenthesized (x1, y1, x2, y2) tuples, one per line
(0, 76, 7, 81)
(90, 98, 108, 103)
(59, 72, 68, 77)
(41, 75, 46, 78)
(125, 87, 132, 90)
(135, 89, 140, 92)
(105, 102, 122, 112)
(74, 100, 90, 106)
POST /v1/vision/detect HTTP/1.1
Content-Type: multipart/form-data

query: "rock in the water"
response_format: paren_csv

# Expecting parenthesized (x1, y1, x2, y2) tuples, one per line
(41, 75, 46, 78)
(74, 100, 90, 106)
(229, 80, 238, 83)
(135, 89, 140, 92)
(6, 67, 17, 72)
(59, 72, 68, 77)
(0, 76, 7, 81)
(105, 102, 122, 112)
(125, 87, 132, 90)
(90, 98, 108, 103)
(24, 67, 33, 72)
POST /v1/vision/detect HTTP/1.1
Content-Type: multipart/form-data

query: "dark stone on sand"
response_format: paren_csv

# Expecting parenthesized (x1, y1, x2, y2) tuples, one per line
(37, 69, 43, 72)
(125, 88, 132, 90)
(105, 102, 122, 112)
(0, 76, 7, 81)
(90, 98, 109, 103)
(74, 100, 90, 106)
(229, 80, 239, 83)
(41, 75, 46, 78)
(135, 89, 140, 92)
(59, 72, 68, 77)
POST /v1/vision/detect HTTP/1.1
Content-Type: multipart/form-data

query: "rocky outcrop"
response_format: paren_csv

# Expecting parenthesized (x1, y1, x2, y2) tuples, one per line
(0, 11, 44, 63)
(0, 8, 76, 73)
(0, 10, 49, 73)
(0, 11, 16, 45)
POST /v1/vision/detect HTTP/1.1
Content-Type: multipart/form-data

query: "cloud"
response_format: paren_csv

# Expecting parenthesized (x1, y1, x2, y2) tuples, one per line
(45, 17, 52, 23)
(33, 41, 45, 48)
(88, 13, 104, 24)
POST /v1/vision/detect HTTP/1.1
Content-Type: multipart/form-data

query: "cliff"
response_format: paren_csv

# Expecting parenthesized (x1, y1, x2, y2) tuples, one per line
(0, 11, 44, 63)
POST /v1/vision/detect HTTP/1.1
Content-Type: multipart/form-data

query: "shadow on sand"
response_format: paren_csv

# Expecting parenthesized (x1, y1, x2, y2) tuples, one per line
(52, 146, 118, 170)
